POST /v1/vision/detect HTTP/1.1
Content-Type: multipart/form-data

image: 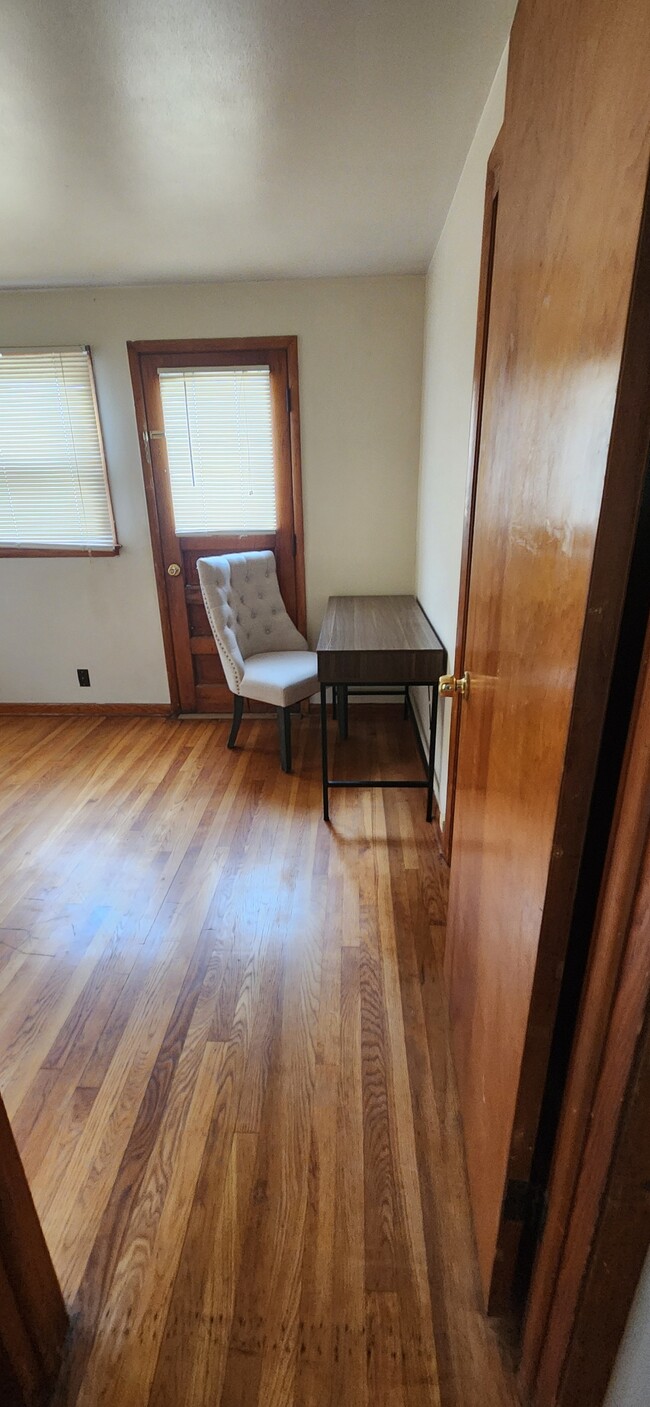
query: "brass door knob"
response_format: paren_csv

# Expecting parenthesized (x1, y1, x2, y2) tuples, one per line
(439, 672, 470, 698)
(167, 563, 181, 577)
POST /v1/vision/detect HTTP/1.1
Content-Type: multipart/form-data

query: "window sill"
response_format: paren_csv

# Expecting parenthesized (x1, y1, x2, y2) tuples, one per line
(0, 540, 120, 557)
(0, 546, 121, 558)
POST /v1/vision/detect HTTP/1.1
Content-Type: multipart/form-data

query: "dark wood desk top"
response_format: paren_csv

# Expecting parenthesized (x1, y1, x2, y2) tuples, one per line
(317, 595, 445, 685)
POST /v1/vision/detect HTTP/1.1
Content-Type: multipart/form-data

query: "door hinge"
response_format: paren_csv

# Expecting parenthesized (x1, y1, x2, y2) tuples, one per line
(286, 386, 292, 415)
(292, 532, 298, 557)
(503, 1179, 548, 1241)
(142, 428, 165, 461)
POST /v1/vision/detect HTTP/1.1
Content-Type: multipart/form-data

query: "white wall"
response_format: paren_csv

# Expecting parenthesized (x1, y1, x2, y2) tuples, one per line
(604, 1251, 650, 1407)
(413, 48, 508, 825)
(0, 276, 424, 703)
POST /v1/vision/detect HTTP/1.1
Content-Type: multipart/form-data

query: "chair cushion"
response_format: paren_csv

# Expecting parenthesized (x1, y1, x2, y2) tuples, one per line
(240, 651, 319, 708)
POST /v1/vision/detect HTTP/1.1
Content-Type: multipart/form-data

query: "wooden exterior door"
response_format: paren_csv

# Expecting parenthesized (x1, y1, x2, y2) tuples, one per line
(129, 338, 305, 714)
(443, 0, 650, 1311)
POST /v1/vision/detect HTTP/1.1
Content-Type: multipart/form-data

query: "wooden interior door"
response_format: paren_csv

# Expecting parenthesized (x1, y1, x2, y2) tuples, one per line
(443, 130, 503, 864)
(444, 0, 650, 1311)
(129, 338, 305, 713)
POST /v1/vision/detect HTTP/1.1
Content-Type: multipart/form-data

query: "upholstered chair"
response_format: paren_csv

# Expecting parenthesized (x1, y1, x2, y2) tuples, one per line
(197, 551, 318, 773)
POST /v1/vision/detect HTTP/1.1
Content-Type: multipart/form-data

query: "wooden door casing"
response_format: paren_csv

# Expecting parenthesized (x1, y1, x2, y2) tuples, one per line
(129, 338, 305, 714)
(444, 0, 650, 1310)
(0, 1096, 67, 1406)
(521, 617, 650, 1404)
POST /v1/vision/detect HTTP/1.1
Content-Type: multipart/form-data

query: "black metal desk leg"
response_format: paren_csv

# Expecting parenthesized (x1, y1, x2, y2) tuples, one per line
(337, 684, 348, 740)
(320, 684, 330, 822)
(427, 692, 437, 823)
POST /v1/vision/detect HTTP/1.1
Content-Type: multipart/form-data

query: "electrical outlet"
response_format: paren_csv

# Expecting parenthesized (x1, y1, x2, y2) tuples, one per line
(77, 668, 91, 687)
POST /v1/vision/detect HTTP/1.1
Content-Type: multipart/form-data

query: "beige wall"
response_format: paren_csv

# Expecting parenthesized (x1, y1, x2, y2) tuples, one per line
(605, 1250, 650, 1407)
(0, 276, 424, 703)
(413, 48, 508, 826)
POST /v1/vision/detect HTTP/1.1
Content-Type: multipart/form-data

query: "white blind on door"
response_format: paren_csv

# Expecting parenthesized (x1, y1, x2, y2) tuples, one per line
(0, 347, 117, 549)
(158, 366, 277, 534)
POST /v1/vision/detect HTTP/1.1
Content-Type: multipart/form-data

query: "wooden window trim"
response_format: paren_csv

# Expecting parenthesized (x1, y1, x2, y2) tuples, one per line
(0, 546, 120, 558)
(127, 337, 306, 715)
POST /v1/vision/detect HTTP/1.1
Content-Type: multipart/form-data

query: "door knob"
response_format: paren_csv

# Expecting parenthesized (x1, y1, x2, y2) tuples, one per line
(167, 563, 181, 577)
(439, 672, 470, 698)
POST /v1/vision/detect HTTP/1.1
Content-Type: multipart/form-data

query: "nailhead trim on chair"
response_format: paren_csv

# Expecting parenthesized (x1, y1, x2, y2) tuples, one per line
(200, 590, 245, 693)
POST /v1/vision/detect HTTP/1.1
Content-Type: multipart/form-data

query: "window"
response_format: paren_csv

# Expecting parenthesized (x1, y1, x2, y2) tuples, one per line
(0, 347, 118, 554)
(158, 365, 276, 533)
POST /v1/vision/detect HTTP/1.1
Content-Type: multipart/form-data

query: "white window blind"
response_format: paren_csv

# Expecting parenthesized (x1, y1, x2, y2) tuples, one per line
(0, 347, 117, 551)
(158, 366, 277, 534)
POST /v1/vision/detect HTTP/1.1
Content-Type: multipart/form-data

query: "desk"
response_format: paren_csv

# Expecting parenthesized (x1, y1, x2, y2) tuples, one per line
(316, 595, 446, 822)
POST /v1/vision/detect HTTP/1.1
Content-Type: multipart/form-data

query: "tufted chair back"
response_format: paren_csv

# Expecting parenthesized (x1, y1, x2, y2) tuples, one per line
(197, 551, 307, 694)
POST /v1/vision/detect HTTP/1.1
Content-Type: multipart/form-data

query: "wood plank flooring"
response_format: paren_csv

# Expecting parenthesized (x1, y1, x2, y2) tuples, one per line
(0, 713, 521, 1407)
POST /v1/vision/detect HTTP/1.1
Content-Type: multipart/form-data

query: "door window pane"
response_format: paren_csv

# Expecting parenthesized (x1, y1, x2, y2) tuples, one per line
(158, 366, 276, 533)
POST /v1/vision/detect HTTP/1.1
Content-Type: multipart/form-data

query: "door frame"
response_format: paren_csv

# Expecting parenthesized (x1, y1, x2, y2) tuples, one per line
(520, 613, 650, 1406)
(128, 336, 306, 713)
(0, 1096, 67, 1405)
(442, 129, 503, 863)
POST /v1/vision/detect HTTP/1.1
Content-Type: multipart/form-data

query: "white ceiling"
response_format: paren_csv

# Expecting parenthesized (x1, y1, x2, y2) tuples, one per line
(0, 0, 514, 288)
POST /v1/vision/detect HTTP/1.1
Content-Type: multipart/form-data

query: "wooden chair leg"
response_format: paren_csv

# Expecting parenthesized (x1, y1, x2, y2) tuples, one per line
(228, 695, 244, 749)
(277, 707, 292, 773)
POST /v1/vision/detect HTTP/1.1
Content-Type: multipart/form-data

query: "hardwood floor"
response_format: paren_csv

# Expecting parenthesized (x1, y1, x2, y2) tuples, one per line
(0, 713, 520, 1407)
